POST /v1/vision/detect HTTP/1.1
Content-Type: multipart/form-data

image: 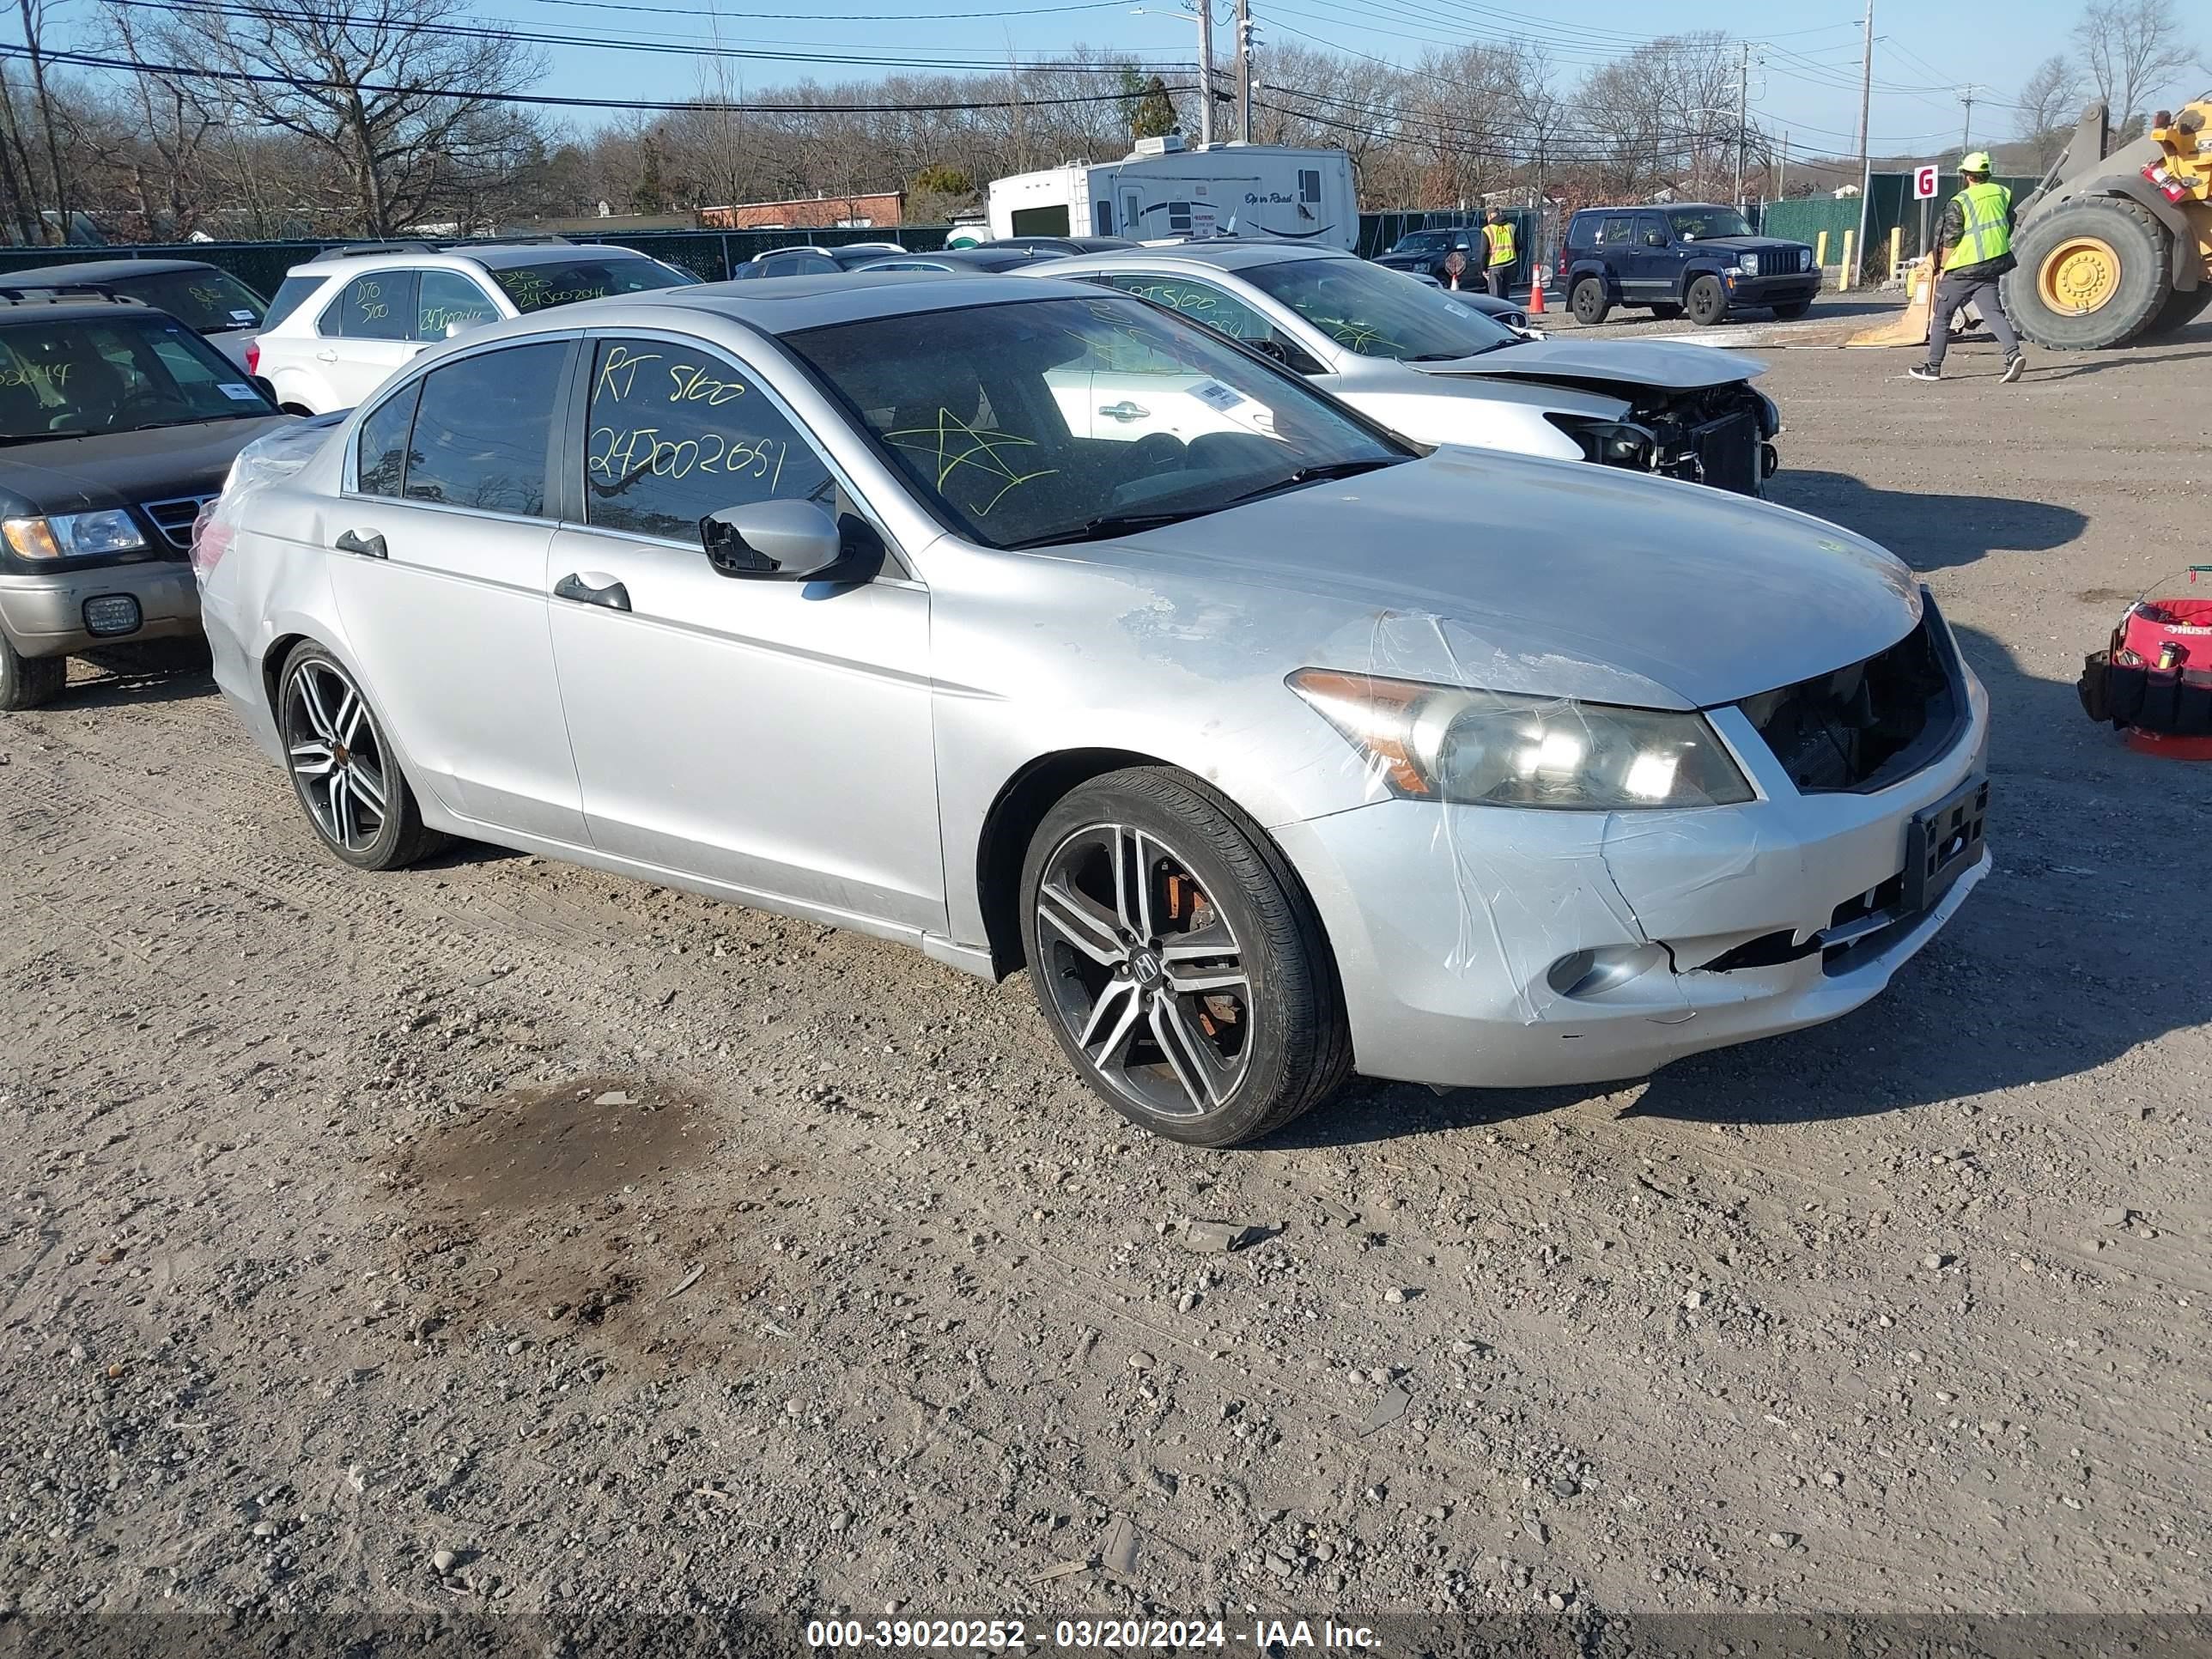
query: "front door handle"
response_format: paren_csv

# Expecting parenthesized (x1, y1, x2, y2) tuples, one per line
(554, 572, 630, 612)
(1098, 400, 1150, 422)
(334, 528, 386, 559)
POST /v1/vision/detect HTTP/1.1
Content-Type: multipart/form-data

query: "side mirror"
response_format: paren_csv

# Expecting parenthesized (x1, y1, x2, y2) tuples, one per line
(701, 499, 842, 581)
(250, 374, 278, 404)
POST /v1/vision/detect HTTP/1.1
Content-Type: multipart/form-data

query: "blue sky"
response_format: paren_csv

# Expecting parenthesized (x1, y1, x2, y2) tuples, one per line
(506, 0, 2202, 153)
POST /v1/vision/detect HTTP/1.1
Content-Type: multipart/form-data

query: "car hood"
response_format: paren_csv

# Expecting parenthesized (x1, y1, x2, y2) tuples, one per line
(1684, 234, 1803, 253)
(0, 415, 293, 514)
(1104, 447, 1921, 709)
(1407, 337, 1765, 392)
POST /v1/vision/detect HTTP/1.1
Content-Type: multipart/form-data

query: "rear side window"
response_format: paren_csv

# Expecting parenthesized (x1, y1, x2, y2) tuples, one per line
(319, 271, 417, 340)
(356, 381, 420, 497)
(397, 342, 568, 515)
(1596, 216, 1632, 247)
(264, 273, 325, 331)
(584, 334, 832, 542)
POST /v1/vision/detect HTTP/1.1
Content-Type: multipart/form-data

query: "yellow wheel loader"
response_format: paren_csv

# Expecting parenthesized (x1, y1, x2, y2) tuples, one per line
(2000, 97, 2212, 350)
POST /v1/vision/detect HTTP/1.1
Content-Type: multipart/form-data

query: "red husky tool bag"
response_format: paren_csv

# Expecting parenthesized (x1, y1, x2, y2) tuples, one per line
(2080, 568, 2212, 744)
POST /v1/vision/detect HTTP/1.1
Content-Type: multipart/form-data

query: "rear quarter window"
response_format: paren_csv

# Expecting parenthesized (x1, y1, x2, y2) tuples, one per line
(264, 273, 327, 331)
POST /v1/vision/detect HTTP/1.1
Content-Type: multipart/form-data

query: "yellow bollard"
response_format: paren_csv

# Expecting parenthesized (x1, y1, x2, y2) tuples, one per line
(1888, 225, 1902, 283)
(1815, 229, 1829, 269)
(1839, 229, 1856, 291)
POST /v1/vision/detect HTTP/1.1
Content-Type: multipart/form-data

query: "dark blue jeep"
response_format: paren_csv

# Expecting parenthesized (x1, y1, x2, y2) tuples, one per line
(1554, 204, 1819, 327)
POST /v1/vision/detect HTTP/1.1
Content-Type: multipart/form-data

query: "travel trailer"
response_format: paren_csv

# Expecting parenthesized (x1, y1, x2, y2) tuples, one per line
(986, 137, 1358, 250)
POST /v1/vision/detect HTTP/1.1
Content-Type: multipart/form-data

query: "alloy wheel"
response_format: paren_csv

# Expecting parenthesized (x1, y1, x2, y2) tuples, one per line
(282, 659, 392, 854)
(1032, 822, 1252, 1120)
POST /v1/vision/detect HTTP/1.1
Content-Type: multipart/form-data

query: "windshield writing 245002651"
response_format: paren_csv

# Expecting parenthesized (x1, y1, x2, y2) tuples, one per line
(588, 425, 787, 491)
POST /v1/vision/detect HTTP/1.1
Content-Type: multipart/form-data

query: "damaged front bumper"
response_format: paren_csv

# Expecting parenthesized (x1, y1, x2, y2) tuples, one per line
(1272, 674, 1990, 1091)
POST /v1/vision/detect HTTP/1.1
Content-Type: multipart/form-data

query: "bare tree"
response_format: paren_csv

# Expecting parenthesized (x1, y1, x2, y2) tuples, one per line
(2071, 0, 2198, 127)
(143, 0, 545, 234)
(2014, 53, 2084, 170)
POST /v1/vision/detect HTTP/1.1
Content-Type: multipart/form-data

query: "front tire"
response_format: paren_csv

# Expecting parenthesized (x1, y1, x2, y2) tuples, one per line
(1686, 275, 1729, 326)
(2002, 196, 2170, 350)
(0, 631, 65, 711)
(1570, 277, 1610, 325)
(276, 641, 445, 871)
(1019, 767, 1351, 1147)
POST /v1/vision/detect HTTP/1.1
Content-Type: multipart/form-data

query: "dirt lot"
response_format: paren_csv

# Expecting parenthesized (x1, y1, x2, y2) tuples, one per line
(3, 321, 2209, 1646)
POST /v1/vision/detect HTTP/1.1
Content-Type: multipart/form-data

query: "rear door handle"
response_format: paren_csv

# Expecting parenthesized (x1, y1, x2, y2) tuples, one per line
(554, 572, 630, 612)
(334, 529, 386, 559)
(1098, 400, 1150, 422)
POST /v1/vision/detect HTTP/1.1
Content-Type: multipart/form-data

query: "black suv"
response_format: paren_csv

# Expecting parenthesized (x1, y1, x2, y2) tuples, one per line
(0, 258, 270, 368)
(0, 295, 289, 709)
(1372, 226, 1481, 281)
(1555, 204, 1818, 327)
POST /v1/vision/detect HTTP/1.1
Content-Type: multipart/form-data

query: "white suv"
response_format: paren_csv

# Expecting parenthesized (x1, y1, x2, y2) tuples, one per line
(250, 241, 698, 413)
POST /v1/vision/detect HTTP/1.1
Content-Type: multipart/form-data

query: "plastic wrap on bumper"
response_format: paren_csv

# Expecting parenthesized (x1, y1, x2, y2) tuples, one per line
(1273, 686, 1990, 1091)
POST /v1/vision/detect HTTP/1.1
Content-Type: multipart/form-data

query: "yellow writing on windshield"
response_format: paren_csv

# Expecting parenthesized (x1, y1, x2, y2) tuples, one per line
(884, 409, 1054, 517)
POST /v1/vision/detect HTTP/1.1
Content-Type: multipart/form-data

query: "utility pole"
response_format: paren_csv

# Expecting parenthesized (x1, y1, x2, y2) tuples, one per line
(1778, 129, 1789, 198)
(1957, 83, 1985, 150)
(1853, 0, 1873, 286)
(1233, 0, 1253, 144)
(1735, 39, 1750, 208)
(1194, 0, 1215, 149)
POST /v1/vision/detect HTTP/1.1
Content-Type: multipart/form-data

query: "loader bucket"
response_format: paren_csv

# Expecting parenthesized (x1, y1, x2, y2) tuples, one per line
(1844, 257, 1937, 347)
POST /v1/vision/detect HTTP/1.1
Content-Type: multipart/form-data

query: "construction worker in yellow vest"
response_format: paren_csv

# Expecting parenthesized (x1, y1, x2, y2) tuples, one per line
(1480, 208, 1517, 299)
(1910, 153, 2027, 384)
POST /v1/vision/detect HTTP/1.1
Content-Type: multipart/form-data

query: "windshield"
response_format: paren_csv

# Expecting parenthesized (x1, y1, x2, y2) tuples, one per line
(784, 294, 1408, 550)
(109, 267, 267, 332)
(1668, 207, 1754, 241)
(1238, 257, 1517, 361)
(490, 257, 696, 313)
(0, 316, 276, 441)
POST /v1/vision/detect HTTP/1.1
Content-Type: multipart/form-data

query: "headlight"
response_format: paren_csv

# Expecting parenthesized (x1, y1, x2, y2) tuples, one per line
(1288, 670, 1755, 810)
(1738, 252, 1760, 275)
(1799, 246, 1814, 271)
(1544, 414, 1657, 470)
(3, 510, 147, 560)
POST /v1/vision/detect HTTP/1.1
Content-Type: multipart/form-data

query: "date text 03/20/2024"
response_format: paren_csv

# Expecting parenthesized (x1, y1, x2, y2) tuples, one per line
(804, 1620, 1381, 1650)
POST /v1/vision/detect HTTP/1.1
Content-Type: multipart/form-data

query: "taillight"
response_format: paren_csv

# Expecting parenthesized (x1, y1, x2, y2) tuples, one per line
(244, 339, 260, 374)
(2142, 161, 2189, 204)
(188, 499, 231, 580)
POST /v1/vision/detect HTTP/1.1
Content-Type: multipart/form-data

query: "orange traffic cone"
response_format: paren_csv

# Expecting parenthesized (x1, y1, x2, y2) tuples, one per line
(1527, 269, 1547, 315)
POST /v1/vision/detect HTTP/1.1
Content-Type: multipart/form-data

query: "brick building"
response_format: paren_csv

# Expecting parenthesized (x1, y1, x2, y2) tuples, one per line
(698, 192, 905, 231)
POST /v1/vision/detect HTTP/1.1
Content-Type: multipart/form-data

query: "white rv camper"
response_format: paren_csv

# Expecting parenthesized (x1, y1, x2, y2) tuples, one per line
(986, 137, 1358, 250)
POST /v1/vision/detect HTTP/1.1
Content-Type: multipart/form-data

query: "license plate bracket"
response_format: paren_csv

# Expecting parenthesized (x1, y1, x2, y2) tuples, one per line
(1904, 775, 1988, 914)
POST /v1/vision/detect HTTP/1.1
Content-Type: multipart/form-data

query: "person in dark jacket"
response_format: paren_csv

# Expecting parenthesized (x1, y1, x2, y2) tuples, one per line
(1910, 152, 2027, 384)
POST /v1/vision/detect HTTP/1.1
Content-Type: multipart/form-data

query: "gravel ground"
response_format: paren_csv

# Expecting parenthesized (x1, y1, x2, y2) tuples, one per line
(3, 320, 2209, 1646)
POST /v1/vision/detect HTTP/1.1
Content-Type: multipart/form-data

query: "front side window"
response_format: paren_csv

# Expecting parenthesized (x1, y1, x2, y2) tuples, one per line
(489, 257, 695, 314)
(583, 335, 833, 543)
(1100, 274, 1274, 343)
(111, 268, 267, 332)
(416, 270, 501, 341)
(1238, 257, 1518, 361)
(400, 342, 568, 516)
(783, 294, 1407, 550)
(0, 317, 275, 440)
(1668, 207, 1754, 241)
(320, 271, 417, 340)
(1638, 214, 1669, 247)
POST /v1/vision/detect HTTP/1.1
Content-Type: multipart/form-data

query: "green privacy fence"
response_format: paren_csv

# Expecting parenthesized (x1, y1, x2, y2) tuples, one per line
(0, 224, 954, 294)
(1759, 173, 2042, 272)
(0, 210, 1534, 295)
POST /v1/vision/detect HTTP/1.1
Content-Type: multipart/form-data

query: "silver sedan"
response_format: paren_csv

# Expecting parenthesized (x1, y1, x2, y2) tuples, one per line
(195, 274, 1990, 1146)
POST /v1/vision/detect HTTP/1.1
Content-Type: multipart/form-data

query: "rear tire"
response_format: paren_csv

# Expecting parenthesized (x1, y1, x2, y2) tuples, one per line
(1019, 767, 1351, 1148)
(2001, 196, 2170, 350)
(276, 641, 447, 871)
(1686, 275, 1729, 326)
(0, 631, 65, 711)
(1570, 277, 1610, 325)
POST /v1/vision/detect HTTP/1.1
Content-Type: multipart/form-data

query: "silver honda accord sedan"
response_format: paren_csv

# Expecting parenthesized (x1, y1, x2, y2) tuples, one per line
(194, 274, 1990, 1146)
